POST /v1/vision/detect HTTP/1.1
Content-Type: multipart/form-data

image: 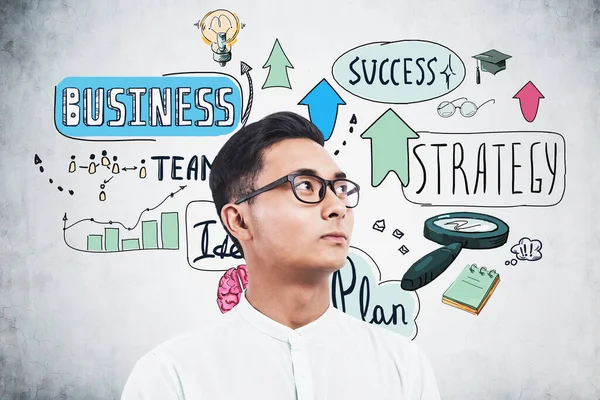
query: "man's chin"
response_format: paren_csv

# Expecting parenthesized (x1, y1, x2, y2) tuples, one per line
(320, 251, 350, 271)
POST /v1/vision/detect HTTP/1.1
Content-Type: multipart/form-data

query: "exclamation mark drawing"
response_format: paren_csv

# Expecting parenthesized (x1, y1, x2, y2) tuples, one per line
(334, 114, 358, 156)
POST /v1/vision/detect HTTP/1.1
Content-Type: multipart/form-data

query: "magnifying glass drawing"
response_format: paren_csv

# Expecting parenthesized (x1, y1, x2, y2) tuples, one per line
(401, 212, 509, 291)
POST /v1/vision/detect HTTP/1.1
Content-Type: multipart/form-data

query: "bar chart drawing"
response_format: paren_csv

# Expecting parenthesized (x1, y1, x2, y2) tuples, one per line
(62, 186, 185, 253)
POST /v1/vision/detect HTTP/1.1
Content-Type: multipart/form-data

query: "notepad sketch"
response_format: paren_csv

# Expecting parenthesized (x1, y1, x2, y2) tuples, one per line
(442, 264, 500, 315)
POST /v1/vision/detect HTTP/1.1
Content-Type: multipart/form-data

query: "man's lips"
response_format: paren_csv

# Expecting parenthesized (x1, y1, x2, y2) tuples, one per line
(321, 232, 347, 243)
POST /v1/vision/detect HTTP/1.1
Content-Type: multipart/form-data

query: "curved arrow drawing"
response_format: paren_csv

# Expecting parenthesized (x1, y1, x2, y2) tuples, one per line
(240, 61, 253, 127)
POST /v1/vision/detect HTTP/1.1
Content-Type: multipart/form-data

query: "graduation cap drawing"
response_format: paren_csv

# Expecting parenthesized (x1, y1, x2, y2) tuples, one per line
(472, 49, 512, 83)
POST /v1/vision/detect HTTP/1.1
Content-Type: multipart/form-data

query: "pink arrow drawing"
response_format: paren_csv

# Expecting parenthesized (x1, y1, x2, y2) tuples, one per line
(513, 81, 544, 122)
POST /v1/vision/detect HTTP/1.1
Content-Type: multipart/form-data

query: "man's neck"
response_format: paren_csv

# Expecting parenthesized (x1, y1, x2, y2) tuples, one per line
(244, 269, 332, 330)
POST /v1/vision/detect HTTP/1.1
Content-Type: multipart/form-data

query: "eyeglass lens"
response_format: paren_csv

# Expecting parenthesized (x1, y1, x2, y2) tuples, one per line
(437, 101, 457, 117)
(437, 101, 477, 118)
(292, 175, 359, 207)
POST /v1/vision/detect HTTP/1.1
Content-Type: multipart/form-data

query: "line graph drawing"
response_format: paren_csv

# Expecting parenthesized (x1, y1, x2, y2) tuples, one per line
(62, 186, 186, 253)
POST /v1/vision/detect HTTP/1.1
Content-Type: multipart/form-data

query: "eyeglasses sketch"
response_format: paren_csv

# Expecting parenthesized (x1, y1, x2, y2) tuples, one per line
(437, 97, 495, 118)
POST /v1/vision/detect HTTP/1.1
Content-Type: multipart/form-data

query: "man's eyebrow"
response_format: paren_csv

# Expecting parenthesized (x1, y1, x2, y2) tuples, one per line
(289, 168, 347, 179)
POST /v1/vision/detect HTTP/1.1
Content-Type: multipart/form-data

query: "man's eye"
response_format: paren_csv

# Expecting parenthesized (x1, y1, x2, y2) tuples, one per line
(295, 181, 313, 190)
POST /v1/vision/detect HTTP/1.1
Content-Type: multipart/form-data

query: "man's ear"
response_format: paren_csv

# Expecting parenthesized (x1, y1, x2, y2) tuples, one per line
(221, 204, 252, 241)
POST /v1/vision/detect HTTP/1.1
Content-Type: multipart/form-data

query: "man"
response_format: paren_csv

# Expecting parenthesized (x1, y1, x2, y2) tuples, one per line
(121, 111, 441, 399)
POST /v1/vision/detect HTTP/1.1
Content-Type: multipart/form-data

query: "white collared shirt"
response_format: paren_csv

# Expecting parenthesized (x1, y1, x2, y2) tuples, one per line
(121, 292, 441, 400)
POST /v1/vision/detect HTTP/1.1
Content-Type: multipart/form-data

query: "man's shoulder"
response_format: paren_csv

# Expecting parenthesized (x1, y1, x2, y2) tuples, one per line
(122, 312, 243, 398)
(145, 309, 240, 362)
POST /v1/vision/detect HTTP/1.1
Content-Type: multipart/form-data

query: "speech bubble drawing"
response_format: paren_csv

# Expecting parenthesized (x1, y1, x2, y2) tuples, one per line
(394, 131, 566, 207)
(185, 200, 244, 271)
(510, 237, 543, 261)
(332, 40, 466, 104)
(330, 246, 419, 338)
(54, 73, 243, 140)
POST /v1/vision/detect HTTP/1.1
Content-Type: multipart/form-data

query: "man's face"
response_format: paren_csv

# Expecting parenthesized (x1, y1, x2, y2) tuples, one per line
(245, 138, 355, 277)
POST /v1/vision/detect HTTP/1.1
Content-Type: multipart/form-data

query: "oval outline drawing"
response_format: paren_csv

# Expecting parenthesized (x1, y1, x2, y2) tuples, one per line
(331, 39, 466, 105)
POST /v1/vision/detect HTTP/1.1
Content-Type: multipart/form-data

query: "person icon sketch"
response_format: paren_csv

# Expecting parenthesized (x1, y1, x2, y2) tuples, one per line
(112, 156, 120, 174)
(121, 111, 441, 400)
(99, 183, 106, 201)
(88, 154, 96, 174)
(69, 155, 76, 173)
(139, 159, 146, 179)
(101, 150, 110, 166)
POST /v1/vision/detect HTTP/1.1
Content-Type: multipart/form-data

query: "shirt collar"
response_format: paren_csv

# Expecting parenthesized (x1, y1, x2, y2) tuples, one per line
(234, 290, 336, 344)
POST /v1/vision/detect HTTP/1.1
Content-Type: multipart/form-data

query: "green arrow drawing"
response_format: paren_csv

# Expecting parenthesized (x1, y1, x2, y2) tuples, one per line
(262, 39, 294, 89)
(360, 109, 419, 187)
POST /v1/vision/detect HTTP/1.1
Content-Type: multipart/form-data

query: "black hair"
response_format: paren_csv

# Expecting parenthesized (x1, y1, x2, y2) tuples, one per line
(209, 111, 325, 257)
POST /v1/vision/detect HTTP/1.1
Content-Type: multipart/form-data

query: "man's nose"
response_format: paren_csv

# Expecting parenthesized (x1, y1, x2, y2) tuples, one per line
(322, 184, 346, 216)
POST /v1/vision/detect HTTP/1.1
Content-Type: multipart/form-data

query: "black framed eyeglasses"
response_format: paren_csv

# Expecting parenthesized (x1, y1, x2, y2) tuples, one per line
(235, 173, 361, 208)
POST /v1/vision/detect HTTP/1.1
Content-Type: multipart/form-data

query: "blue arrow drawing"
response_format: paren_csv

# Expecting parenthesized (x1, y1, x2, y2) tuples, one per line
(298, 78, 346, 141)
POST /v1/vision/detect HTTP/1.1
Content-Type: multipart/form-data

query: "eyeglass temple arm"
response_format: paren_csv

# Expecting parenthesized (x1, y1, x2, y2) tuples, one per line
(347, 185, 359, 196)
(477, 98, 495, 108)
(235, 176, 289, 204)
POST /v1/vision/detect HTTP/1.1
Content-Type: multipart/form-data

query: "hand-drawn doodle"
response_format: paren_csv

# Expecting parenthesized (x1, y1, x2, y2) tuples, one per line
(331, 40, 466, 104)
(112, 156, 120, 174)
(186, 200, 243, 272)
(62, 186, 185, 253)
(392, 229, 404, 240)
(505, 236, 543, 265)
(68, 150, 146, 201)
(401, 211, 509, 291)
(152, 154, 212, 181)
(361, 108, 419, 187)
(34, 154, 74, 195)
(194, 9, 243, 67)
(216, 264, 249, 313)
(99, 183, 106, 202)
(440, 54, 457, 90)
(372, 219, 386, 232)
(68, 155, 76, 172)
(88, 154, 98, 174)
(139, 159, 147, 179)
(349, 114, 357, 131)
(437, 97, 495, 118)
(401, 131, 566, 207)
(262, 39, 294, 89)
(398, 245, 409, 255)
(54, 72, 247, 141)
(334, 114, 358, 156)
(333, 140, 347, 156)
(330, 246, 419, 338)
(442, 263, 500, 315)
(298, 78, 346, 141)
(101, 150, 110, 166)
(98, 176, 114, 202)
(513, 81, 544, 123)
(472, 49, 512, 84)
(239, 62, 254, 127)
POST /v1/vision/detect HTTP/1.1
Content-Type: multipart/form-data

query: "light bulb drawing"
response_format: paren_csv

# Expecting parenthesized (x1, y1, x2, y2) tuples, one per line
(194, 9, 242, 67)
